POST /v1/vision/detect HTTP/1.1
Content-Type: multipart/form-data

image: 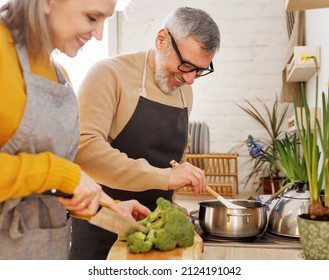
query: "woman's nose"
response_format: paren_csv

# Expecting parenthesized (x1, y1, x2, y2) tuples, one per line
(92, 22, 104, 41)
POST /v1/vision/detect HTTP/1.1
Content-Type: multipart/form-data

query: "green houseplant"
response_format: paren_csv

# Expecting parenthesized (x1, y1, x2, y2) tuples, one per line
(294, 55, 329, 259)
(237, 96, 290, 193)
(265, 132, 308, 193)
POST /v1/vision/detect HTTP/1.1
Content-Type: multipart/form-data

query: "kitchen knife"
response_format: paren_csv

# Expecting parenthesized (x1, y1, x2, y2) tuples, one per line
(47, 189, 148, 236)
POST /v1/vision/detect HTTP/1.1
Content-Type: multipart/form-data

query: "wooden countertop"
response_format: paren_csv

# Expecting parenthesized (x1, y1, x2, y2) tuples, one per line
(107, 232, 204, 260)
(202, 244, 303, 260)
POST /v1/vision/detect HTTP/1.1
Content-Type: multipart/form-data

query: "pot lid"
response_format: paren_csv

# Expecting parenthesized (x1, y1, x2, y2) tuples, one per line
(283, 183, 310, 199)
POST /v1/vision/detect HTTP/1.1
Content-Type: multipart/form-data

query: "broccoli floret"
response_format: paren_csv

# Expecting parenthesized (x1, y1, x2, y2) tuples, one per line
(127, 231, 153, 253)
(139, 197, 172, 227)
(149, 228, 177, 251)
(127, 197, 195, 253)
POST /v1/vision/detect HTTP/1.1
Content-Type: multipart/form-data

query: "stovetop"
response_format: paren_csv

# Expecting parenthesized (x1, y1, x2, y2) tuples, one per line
(194, 223, 302, 249)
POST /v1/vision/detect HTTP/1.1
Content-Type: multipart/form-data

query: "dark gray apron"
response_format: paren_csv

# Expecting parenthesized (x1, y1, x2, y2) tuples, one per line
(0, 45, 79, 259)
(70, 51, 189, 260)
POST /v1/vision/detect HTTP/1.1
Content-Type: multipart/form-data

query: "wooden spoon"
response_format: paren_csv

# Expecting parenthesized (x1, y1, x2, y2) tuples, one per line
(170, 160, 246, 210)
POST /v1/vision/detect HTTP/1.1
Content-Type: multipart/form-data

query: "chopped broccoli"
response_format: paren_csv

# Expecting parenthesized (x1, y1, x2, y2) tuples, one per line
(127, 231, 153, 253)
(127, 197, 195, 253)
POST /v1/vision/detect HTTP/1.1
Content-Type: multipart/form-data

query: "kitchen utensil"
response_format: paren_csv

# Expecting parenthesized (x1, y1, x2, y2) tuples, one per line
(169, 160, 246, 210)
(205, 186, 246, 209)
(47, 189, 148, 236)
(267, 183, 309, 237)
(192, 199, 267, 238)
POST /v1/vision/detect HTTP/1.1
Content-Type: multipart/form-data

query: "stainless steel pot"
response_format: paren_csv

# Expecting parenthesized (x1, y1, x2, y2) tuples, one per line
(195, 199, 267, 238)
(267, 183, 309, 238)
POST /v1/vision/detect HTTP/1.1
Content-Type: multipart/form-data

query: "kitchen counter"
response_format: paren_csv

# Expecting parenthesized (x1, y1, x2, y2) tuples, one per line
(174, 193, 304, 260)
(201, 242, 302, 260)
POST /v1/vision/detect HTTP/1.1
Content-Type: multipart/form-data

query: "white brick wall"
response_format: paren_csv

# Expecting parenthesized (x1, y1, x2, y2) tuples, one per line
(116, 0, 290, 193)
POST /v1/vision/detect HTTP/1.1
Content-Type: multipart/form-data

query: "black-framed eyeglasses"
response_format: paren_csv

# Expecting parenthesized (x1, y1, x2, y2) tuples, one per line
(168, 31, 214, 77)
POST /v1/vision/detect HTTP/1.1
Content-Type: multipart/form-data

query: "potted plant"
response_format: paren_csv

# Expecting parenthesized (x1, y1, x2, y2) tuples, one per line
(237, 96, 290, 194)
(294, 55, 329, 259)
(265, 132, 308, 189)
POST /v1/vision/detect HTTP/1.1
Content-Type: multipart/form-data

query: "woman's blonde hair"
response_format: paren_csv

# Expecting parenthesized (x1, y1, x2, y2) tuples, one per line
(0, 0, 53, 60)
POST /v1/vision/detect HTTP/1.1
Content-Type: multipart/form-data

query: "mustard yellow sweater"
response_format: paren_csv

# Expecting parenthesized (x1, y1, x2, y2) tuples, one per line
(0, 23, 80, 202)
(75, 51, 193, 191)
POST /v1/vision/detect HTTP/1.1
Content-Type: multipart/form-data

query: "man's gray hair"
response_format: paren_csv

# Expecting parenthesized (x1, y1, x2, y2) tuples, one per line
(162, 6, 220, 54)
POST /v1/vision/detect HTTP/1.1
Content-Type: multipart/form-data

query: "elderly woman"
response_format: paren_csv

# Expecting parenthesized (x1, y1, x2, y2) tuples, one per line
(0, 0, 149, 260)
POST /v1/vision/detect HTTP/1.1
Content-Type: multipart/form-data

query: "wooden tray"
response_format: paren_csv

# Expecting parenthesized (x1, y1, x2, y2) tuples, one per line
(107, 232, 203, 260)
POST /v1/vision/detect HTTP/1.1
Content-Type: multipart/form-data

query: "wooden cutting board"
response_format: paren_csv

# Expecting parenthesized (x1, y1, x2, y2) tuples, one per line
(107, 232, 203, 260)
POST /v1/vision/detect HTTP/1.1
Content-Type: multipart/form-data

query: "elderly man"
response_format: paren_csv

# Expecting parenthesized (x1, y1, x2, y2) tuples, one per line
(70, 6, 220, 259)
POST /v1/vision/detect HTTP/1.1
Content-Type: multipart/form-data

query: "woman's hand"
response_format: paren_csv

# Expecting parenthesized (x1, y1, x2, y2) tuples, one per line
(168, 162, 207, 195)
(56, 170, 124, 217)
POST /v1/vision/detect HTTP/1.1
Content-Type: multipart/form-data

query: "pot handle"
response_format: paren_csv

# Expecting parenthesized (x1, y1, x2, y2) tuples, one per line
(189, 210, 199, 223)
(227, 213, 252, 217)
(227, 212, 253, 223)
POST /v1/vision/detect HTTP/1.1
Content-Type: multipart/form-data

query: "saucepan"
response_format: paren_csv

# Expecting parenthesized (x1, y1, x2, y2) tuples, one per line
(190, 199, 267, 239)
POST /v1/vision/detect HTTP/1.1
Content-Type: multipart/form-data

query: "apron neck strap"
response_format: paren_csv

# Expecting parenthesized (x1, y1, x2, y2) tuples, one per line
(51, 55, 72, 86)
(179, 89, 187, 108)
(139, 49, 187, 108)
(15, 44, 70, 87)
(138, 50, 149, 98)
(15, 45, 30, 73)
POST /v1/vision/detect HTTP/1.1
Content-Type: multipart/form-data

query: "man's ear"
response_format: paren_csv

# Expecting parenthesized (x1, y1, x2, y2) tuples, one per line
(155, 28, 170, 51)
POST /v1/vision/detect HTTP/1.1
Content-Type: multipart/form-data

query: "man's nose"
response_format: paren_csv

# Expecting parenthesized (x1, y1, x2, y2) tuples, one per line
(181, 71, 197, 85)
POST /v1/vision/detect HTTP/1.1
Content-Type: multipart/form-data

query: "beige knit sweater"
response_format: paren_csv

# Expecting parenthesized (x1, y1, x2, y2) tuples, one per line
(75, 50, 193, 192)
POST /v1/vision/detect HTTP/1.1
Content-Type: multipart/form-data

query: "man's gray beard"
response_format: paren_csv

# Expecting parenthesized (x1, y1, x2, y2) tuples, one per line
(154, 50, 180, 94)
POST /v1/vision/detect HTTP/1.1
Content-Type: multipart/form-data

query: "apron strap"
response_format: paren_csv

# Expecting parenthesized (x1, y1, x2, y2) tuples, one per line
(15, 45, 31, 73)
(15, 43, 70, 87)
(179, 89, 187, 108)
(138, 50, 149, 98)
(51, 56, 73, 87)
(0, 198, 27, 239)
(138, 49, 187, 108)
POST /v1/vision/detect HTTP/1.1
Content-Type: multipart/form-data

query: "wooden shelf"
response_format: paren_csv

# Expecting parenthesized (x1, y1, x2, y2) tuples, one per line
(286, 0, 329, 11)
(286, 46, 320, 82)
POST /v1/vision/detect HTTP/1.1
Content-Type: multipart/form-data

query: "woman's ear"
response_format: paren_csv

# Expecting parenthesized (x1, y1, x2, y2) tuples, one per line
(155, 28, 170, 51)
(44, 0, 53, 14)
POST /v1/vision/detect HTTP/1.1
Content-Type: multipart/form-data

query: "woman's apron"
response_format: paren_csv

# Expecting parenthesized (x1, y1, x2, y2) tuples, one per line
(70, 51, 189, 260)
(0, 45, 79, 259)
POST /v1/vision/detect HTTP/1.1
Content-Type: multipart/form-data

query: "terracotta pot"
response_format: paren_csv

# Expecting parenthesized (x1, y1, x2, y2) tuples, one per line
(297, 214, 329, 260)
(262, 177, 281, 194)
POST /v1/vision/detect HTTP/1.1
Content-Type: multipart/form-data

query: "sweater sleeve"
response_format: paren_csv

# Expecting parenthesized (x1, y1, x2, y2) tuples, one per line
(75, 57, 172, 192)
(0, 152, 81, 202)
